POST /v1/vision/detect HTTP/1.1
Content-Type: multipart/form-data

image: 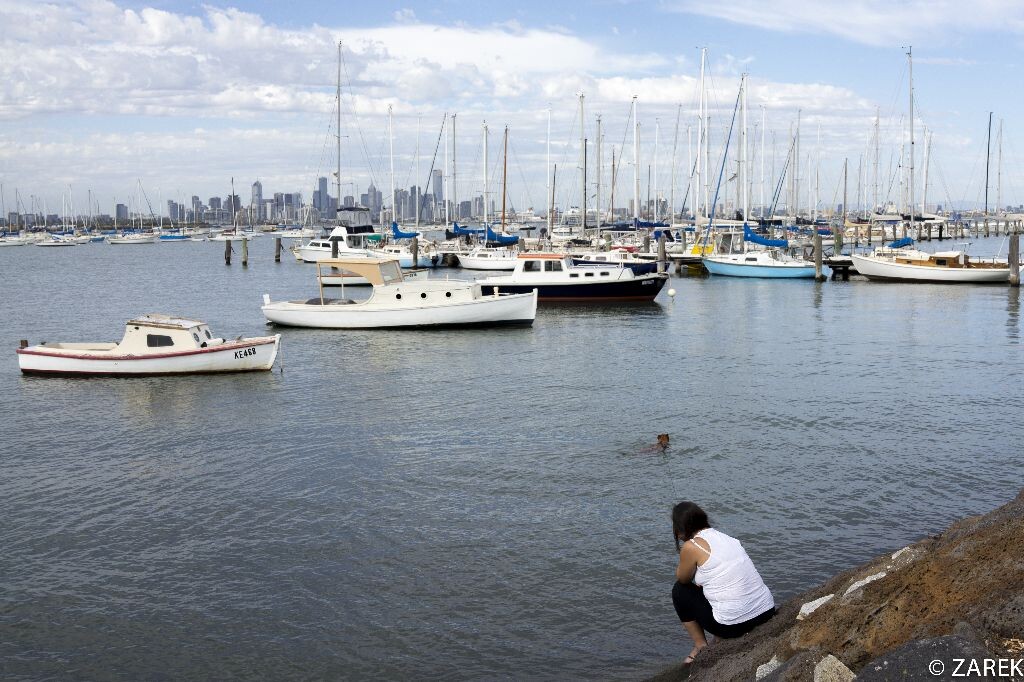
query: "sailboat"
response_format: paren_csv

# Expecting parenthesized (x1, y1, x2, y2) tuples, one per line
(701, 75, 818, 278)
(457, 123, 519, 271)
(851, 49, 1009, 283)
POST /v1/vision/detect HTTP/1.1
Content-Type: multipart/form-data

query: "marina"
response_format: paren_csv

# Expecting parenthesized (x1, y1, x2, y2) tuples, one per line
(2, 238, 1023, 678)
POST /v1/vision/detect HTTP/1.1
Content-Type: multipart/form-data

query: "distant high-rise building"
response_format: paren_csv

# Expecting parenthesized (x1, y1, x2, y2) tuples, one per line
(431, 169, 443, 205)
(115, 203, 129, 221)
(209, 197, 222, 210)
(343, 195, 355, 208)
(251, 181, 263, 220)
(459, 201, 471, 219)
(226, 194, 240, 214)
(317, 177, 329, 212)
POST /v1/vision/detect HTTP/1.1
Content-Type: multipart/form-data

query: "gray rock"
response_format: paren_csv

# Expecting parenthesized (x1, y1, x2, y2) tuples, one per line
(797, 594, 835, 620)
(755, 655, 782, 680)
(814, 654, 855, 682)
(857, 629, 992, 681)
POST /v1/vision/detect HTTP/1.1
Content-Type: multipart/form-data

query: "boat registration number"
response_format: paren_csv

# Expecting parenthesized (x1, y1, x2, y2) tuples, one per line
(234, 347, 257, 359)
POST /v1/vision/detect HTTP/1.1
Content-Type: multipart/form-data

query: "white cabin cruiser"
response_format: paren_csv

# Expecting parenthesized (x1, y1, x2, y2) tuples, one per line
(17, 314, 280, 376)
(477, 253, 668, 302)
(457, 247, 519, 271)
(262, 257, 537, 329)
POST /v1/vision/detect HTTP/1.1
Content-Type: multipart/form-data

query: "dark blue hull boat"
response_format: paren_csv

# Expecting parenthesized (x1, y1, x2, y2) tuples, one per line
(480, 273, 668, 302)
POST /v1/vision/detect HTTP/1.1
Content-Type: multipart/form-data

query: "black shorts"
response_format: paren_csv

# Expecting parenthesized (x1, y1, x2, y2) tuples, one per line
(671, 581, 776, 639)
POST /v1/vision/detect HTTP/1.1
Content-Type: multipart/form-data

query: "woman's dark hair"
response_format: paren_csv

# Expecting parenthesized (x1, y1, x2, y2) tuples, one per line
(672, 501, 710, 551)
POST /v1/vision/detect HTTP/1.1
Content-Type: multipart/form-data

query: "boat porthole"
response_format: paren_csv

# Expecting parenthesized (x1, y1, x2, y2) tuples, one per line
(420, 292, 427, 299)
(445, 291, 452, 298)
(193, 333, 201, 343)
(396, 294, 402, 300)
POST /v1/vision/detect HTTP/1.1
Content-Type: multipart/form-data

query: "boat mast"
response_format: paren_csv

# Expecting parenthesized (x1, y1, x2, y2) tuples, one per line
(596, 114, 602, 226)
(501, 125, 508, 230)
(610, 147, 616, 219)
(389, 105, 396, 223)
(813, 123, 820, 222)
(415, 115, 421, 229)
(873, 108, 880, 215)
(687, 125, 693, 219)
(633, 95, 640, 223)
(336, 41, 342, 225)
(984, 111, 992, 216)
(546, 106, 552, 236)
(669, 103, 681, 225)
(907, 46, 915, 238)
(997, 117, 1003, 214)
(760, 105, 766, 220)
(452, 113, 457, 225)
(443, 113, 449, 227)
(579, 92, 586, 232)
(921, 129, 930, 216)
(696, 51, 704, 225)
(795, 110, 801, 221)
(653, 117, 659, 223)
(740, 73, 748, 223)
(482, 121, 489, 228)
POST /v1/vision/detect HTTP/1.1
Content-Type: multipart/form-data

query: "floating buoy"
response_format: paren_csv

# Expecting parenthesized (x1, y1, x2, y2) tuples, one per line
(667, 288, 676, 298)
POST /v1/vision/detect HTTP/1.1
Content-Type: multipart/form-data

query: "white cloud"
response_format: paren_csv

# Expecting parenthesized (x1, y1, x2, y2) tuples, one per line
(667, 0, 1024, 47)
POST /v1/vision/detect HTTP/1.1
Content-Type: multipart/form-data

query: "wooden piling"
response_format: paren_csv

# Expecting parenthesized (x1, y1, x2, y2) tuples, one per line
(411, 236, 419, 267)
(657, 233, 667, 274)
(274, 237, 282, 263)
(985, 219, 990, 238)
(1010, 233, 1020, 287)
(813, 232, 825, 282)
(331, 236, 339, 258)
(241, 237, 248, 267)
(643, 232, 651, 253)
(224, 238, 231, 265)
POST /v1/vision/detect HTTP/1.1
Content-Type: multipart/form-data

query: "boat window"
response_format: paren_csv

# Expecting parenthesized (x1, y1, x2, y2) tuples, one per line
(570, 273, 579, 278)
(584, 272, 595, 277)
(420, 292, 427, 299)
(396, 293, 402, 300)
(544, 261, 563, 272)
(600, 272, 610, 277)
(147, 334, 174, 347)
(205, 329, 212, 339)
(445, 291, 452, 298)
(936, 259, 947, 266)
(596, 256, 607, 261)
(746, 257, 758, 262)
(524, 261, 540, 272)
(193, 333, 201, 343)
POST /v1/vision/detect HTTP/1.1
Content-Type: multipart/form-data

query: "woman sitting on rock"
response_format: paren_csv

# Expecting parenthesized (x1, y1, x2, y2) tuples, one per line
(671, 501, 776, 665)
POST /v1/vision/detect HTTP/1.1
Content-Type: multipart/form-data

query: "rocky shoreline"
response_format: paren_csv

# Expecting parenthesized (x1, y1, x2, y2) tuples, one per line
(650, 489, 1024, 681)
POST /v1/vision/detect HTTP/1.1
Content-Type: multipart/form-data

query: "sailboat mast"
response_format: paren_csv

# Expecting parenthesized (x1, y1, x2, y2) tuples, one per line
(482, 122, 489, 227)
(596, 114, 602, 226)
(697, 48, 705, 223)
(610, 148, 616, 218)
(984, 111, 992, 216)
(579, 92, 586, 232)
(443, 113, 449, 227)
(669, 103, 681, 225)
(501, 125, 508, 230)
(546, 107, 552, 235)
(760, 105, 766, 219)
(653, 118, 659, 222)
(813, 123, 820, 222)
(389, 105, 396, 223)
(336, 41, 342, 224)
(633, 96, 640, 222)
(795, 110, 801, 220)
(907, 46, 915, 236)
(873, 108, 880, 214)
(997, 118, 1003, 214)
(415, 115, 421, 229)
(921, 129, 930, 216)
(740, 73, 748, 223)
(452, 113, 457, 224)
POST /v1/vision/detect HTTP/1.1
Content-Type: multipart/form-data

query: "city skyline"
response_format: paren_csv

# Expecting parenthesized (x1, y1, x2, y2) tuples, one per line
(2, 1, 1023, 217)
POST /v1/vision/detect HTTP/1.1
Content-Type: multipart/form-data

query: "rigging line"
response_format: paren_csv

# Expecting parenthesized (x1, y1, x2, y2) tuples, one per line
(338, 44, 380, 189)
(610, 98, 635, 213)
(508, 137, 537, 211)
(418, 113, 448, 210)
(705, 85, 743, 236)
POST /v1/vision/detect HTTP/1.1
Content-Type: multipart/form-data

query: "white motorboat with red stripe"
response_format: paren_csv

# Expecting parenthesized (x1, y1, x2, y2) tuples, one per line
(17, 314, 280, 376)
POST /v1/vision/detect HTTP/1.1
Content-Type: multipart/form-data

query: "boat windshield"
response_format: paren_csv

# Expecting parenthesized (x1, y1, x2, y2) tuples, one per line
(380, 261, 402, 284)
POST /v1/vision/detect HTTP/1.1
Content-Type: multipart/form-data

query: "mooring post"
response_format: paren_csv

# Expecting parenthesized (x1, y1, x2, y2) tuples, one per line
(224, 238, 231, 265)
(274, 237, 282, 263)
(657, 233, 667, 274)
(985, 219, 990, 238)
(643, 231, 651, 253)
(814, 232, 825, 282)
(1010, 233, 1020, 287)
(241, 237, 248, 267)
(411, 236, 419, 267)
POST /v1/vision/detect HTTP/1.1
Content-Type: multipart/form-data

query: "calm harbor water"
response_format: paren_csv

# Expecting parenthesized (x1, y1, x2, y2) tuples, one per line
(1, 238, 1022, 680)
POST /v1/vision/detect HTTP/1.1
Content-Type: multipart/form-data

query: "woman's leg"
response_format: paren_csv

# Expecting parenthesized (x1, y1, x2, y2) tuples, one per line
(671, 582, 713, 660)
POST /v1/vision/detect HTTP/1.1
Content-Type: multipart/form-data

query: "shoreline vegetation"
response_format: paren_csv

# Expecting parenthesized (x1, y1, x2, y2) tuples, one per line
(650, 489, 1024, 681)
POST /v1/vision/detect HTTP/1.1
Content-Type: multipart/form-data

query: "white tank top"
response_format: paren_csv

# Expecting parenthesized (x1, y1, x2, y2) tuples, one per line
(691, 528, 775, 625)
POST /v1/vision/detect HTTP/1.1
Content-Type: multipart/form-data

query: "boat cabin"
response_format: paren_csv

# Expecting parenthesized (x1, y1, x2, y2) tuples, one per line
(117, 315, 224, 352)
(513, 253, 624, 280)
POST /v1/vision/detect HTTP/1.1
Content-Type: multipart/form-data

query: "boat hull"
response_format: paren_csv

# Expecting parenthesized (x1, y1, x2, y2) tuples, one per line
(479, 274, 668, 302)
(850, 254, 1009, 283)
(703, 257, 819, 278)
(17, 336, 280, 376)
(457, 254, 518, 270)
(262, 292, 536, 329)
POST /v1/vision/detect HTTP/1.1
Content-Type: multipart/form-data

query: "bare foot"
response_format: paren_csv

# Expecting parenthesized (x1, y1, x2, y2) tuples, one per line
(684, 644, 706, 665)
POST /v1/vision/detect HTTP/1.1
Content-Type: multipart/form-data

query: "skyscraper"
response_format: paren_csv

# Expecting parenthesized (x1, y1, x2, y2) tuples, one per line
(431, 169, 443, 205)
(317, 176, 329, 212)
(251, 181, 263, 220)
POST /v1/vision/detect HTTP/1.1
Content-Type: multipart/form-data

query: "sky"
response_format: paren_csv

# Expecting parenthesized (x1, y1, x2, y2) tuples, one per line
(1, 0, 1023, 218)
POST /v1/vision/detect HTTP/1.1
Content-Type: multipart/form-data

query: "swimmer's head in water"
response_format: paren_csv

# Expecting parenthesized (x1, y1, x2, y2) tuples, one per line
(657, 434, 670, 447)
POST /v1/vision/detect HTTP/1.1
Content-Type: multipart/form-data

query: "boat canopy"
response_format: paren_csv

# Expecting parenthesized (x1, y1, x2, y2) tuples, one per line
(391, 222, 420, 239)
(486, 226, 519, 245)
(452, 223, 485, 236)
(316, 257, 403, 286)
(743, 224, 788, 248)
(888, 237, 914, 249)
